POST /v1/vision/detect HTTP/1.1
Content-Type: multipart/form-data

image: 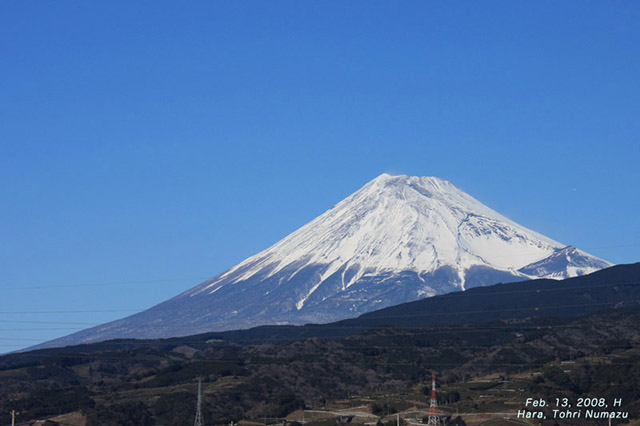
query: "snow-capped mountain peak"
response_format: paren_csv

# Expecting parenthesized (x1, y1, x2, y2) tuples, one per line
(34, 174, 612, 348)
(199, 174, 570, 299)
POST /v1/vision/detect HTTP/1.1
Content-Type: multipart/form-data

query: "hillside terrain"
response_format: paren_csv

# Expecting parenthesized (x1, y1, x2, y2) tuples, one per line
(3, 306, 640, 424)
(4, 264, 639, 425)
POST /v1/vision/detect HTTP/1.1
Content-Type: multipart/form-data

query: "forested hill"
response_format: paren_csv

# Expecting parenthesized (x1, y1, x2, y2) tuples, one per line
(2, 303, 640, 425)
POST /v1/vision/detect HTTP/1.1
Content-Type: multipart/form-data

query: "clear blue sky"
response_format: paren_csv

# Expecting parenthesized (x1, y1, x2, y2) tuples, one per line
(2, 1, 639, 352)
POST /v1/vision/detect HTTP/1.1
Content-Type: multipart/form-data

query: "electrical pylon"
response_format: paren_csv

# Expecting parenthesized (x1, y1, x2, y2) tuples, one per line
(194, 379, 204, 426)
(427, 372, 440, 425)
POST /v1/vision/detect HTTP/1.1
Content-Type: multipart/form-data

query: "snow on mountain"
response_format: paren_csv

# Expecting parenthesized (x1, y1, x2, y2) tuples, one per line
(34, 174, 613, 349)
(518, 245, 611, 278)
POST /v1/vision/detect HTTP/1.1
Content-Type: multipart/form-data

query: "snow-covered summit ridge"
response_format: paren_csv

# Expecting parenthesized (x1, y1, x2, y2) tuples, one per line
(198, 173, 608, 298)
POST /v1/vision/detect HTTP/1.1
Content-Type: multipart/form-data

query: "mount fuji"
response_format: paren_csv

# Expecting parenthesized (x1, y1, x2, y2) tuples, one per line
(37, 174, 612, 348)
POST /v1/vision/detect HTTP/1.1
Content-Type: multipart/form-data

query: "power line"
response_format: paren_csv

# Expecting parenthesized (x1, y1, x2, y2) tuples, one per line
(0, 309, 141, 314)
(2, 315, 637, 353)
(0, 320, 100, 325)
(2, 276, 212, 291)
(2, 280, 639, 316)
(0, 327, 87, 331)
(1, 297, 638, 328)
(0, 337, 45, 341)
(0, 302, 637, 345)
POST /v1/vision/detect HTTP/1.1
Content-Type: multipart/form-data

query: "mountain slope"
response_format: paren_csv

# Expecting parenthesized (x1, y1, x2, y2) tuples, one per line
(36, 174, 611, 348)
(19, 263, 640, 354)
(154, 262, 640, 345)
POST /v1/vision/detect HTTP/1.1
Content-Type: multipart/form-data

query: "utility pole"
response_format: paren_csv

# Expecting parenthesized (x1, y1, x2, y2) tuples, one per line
(194, 379, 204, 426)
(11, 410, 19, 426)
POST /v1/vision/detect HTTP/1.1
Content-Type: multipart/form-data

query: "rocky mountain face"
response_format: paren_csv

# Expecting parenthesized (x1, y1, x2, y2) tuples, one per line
(35, 174, 612, 348)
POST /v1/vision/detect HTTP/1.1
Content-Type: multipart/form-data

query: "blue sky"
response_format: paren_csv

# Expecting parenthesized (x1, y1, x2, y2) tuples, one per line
(1, 1, 639, 352)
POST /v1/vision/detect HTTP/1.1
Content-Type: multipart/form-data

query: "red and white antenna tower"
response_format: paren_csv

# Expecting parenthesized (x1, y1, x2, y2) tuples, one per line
(427, 372, 440, 425)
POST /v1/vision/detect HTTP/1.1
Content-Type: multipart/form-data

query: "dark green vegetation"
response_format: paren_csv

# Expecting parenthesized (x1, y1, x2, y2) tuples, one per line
(2, 264, 640, 425)
(3, 308, 640, 425)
